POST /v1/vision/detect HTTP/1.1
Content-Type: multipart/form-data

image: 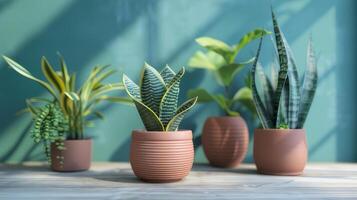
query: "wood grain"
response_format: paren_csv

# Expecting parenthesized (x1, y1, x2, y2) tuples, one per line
(0, 162, 357, 199)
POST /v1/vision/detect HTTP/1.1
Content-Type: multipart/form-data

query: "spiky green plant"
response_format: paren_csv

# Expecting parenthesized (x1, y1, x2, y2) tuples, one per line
(187, 28, 271, 116)
(251, 10, 318, 129)
(3, 54, 130, 165)
(123, 63, 197, 131)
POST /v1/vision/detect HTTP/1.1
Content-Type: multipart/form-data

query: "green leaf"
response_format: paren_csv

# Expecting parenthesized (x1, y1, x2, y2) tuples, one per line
(297, 37, 318, 128)
(271, 10, 289, 126)
(256, 63, 274, 117)
(3, 56, 57, 98)
(160, 65, 176, 85)
(57, 53, 70, 90)
(232, 28, 272, 62)
(216, 63, 245, 86)
(122, 74, 141, 100)
(251, 38, 273, 128)
(233, 87, 256, 114)
(41, 56, 66, 93)
(187, 88, 214, 103)
(196, 37, 233, 62)
(159, 68, 184, 127)
(166, 97, 197, 131)
(282, 32, 301, 129)
(188, 50, 226, 70)
(139, 63, 166, 115)
(123, 73, 164, 131)
(90, 83, 124, 100)
(97, 96, 133, 105)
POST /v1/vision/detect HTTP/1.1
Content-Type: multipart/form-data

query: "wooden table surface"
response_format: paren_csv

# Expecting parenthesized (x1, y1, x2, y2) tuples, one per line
(0, 162, 357, 199)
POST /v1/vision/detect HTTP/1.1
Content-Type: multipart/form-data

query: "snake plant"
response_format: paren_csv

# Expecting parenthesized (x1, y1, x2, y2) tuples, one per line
(187, 28, 271, 116)
(3, 54, 130, 165)
(123, 63, 197, 131)
(251, 10, 318, 129)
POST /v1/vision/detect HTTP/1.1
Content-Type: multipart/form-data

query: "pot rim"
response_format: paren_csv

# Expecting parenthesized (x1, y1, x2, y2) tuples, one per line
(132, 130, 192, 141)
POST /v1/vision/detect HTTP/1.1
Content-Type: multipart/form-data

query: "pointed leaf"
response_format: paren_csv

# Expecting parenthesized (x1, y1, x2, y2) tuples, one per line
(41, 56, 66, 93)
(166, 97, 197, 131)
(133, 98, 164, 131)
(271, 10, 289, 126)
(122, 74, 141, 100)
(160, 65, 176, 85)
(297, 37, 318, 128)
(256, 63, 274, 116)
(159, 68, 184, 127)
(233, 28, 271, 61)
(251, 38, 273, 128)
(58, 53, 70, 90)
(140, 63, 166, 115)
(3, 56, 57, 98)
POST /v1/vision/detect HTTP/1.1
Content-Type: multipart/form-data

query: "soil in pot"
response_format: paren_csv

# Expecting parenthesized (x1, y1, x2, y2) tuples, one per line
(51, 139, 92, 172)
(202, 116, 249, 168)
(130, 130, 194, 183)
(253, 129, 307, 176)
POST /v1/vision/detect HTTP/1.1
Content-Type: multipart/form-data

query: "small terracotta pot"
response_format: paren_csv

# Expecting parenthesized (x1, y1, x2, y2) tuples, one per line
(51, 139, 92, 172)
(130, 130, 194, 183)
(202, 116, 249, 168)
(253, 129, 307, 176)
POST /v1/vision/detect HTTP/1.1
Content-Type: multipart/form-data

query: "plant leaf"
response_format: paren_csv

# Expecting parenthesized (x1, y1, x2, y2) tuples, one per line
(122, 74, 141, 100)
(187, 88, 214, 103)
(166, 97, 197, 131)
(139, 63, 166, 115)
(159, 68, 184, 128)
(216, 63, 245, 86)
(251, 38, 273, 128)
(188, 50, 226, 70)
(232, 28, 272, 61)
(195, 37, 233, 61)
(256, 63, 274, 117)
(233, 87, 255, 114)
(297, 37, 318, 128)
(41, 56, 66, 93)
(90, 83, 124, 100)
(3, 56, 57, 98)
(160, 65, 176, 85)
(57, 53, 70, 90)
(271, 10, 289, 126)
(282, 32, 301, 129)
(69, 73, 76, 92)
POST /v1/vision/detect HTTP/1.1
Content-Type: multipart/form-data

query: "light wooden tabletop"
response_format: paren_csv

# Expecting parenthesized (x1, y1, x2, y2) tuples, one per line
(0, 162, 356, 199)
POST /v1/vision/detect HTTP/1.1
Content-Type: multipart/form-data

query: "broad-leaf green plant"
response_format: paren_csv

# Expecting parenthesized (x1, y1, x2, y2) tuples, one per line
(3, 54, 130, 165)
(250, 10, 318, 129)
(123, 63, 197, 131)
(187, 28, 271, 116)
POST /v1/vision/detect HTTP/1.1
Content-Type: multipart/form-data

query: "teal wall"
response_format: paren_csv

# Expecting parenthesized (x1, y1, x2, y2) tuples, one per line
(0, 0, 356, 163)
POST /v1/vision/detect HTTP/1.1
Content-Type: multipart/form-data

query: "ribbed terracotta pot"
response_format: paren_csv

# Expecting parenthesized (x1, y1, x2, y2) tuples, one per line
(254, 129, 307, 176)
(202, 116, 249, 168)
(130, 130, 194, 183)
(51, 139, 92, 172)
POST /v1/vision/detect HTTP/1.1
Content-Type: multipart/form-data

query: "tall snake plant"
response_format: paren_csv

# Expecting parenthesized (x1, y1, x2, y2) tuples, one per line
(251, 10, 318, 129)
(187, 28, 271, 116)
(123, 63, 197, 131)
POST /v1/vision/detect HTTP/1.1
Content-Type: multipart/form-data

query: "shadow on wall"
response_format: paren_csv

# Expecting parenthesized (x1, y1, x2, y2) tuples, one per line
(0, 0, 151, 162)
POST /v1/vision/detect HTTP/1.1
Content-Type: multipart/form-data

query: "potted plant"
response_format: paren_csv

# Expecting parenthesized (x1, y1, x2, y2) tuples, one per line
(123, 63, 197, 183)
(3, 54, 129, 171)
(187, 29, 270, 167)
(251, 10, 318, 175)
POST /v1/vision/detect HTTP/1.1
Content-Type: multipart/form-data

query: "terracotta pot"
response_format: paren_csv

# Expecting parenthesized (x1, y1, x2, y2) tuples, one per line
(202, 116, 249, 168)
(253, 129, 307, 176)
(130, 130, 194, 183)
(51, 139, 92, 172)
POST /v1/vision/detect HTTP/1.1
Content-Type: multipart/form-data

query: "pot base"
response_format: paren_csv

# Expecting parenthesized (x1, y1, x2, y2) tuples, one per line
(140, 178, 182, 183)
(257, 170, 303, 176)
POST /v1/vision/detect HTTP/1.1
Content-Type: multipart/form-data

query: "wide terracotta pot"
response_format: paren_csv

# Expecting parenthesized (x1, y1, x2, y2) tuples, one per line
(253, 129, 307, 176)
(202, 116, 249, 168)
(51, 139, 92, 172)
(130, 130, 194, 183)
